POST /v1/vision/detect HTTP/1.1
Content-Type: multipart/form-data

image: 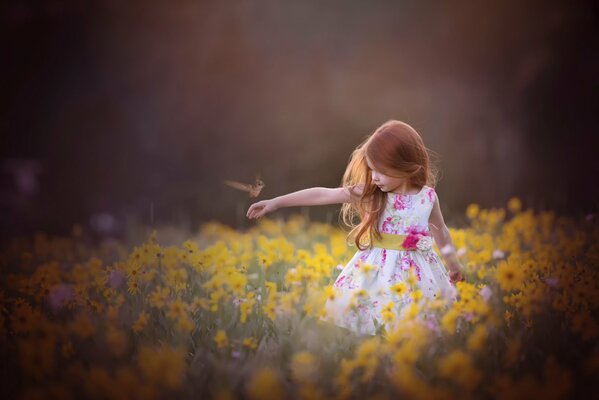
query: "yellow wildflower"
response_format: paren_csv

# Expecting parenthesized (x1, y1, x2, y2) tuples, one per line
(437, 350, 481, 391)
(290, 351, 319, 383)
(496, 260, 525, 291)
(177, 315, 194, 334)
(106, 325, 128, 357)
(466, 203, 480, 219)
(263, 302, 276, 321)
(324, 286, 337, 301)
(137, 345, 186, 390)
(507, 197, 522, 213)
(214, 329, 229, 348)
(390, 282, 408, 297)
(382, 310, 395, 323)
(10, 300, 39, 334)
(571, 311, 599, 341)
(69, 313, 96, 338)
(132, 311, 149, 333)
(148, 286, 170, 308)
(190, 296, 210, 312)
(246, 367, 284, 400)
(240, 292, 256, 323)
(243, 337, 258, 350)
(166, 298, 189, 320)
(467, 324, 488, 352)
(360, 263, 375, 275)
(410, 289, 423, 302)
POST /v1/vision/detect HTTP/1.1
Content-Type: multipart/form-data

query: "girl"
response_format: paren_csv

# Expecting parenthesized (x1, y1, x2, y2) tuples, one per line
(246, 120, 465, 336)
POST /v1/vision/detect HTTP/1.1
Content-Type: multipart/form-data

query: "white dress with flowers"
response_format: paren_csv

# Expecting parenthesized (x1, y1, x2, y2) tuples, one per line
(320, 185, 457, 336)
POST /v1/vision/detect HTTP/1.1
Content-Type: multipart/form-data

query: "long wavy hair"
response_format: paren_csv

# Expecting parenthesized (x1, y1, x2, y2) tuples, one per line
(339, 120, 440, 250)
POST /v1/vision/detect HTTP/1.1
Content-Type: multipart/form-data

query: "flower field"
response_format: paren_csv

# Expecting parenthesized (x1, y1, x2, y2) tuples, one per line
(1, 198, 598, 399)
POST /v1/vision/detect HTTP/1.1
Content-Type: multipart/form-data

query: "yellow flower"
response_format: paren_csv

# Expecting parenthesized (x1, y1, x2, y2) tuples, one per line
(382, 301, 395, 312)
(437, 350, 481, 391)
(166, 298, 189, 320)
(410, 289, 423, 302)
(263, 303, 276, 321)
(214, 329, 229, 348)
(382, 310, 395, 323)
(571, 312, 599, 341)
(466, 203, 480, 219)
(406, 270, 418, 287)
(190, 296, 210, 312)
(257, 252, 275, 268)
(137, 345, 186, 390)
(402, 303, 420, 320)
(177, 315, 194, 334)
(507, 197, 522, 213)
(10, 300, 39, 334)
(324, 286, 337, 301)
(240, 292, 256, 323)
(165, 268, 188, 292)
(504, 310, 513, 327)
(495, 260, 525, 292)
(246, 367, 284, 400)
(69, 313, 96, 338)
(18, 337, 56, 380)
(148, 286, 170, 308)
(132, 311, 148, 333)
(106, 325, 128, 357)
(243, 337, 258, 350)
(467, 324, 488, 352)
(504, 337, 521, 367)
(390, 282, 408, 297)
(441, 308, 459, 334)
(360, 263, 375, 275)
(290, 351, 319, 383)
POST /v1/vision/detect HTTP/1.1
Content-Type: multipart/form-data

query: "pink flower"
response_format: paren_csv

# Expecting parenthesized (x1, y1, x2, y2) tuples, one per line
(334, 276, 346, 288)
(402, 234, 420, 250)
(382, 216, 394, 233)
(402, 226, 431, 250)
(427, 188, 435, 203)
(394, 196, 410, 210)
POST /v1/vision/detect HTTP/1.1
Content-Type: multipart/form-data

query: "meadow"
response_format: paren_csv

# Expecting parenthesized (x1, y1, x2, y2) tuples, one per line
(1, 198, 598, 399)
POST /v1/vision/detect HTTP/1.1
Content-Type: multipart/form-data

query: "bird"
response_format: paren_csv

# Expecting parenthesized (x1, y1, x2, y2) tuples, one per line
(223, 174, 265, 198)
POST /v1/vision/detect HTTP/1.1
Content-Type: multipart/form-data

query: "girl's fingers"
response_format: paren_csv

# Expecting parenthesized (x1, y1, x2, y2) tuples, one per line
(247, 204, 262, 218)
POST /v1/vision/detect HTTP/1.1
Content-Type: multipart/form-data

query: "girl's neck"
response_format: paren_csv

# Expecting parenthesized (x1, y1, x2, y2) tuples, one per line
(390, 183, 421, 195)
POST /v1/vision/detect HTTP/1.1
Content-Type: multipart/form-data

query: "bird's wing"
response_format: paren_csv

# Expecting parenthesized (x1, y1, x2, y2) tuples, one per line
(223, 180, 251, 191)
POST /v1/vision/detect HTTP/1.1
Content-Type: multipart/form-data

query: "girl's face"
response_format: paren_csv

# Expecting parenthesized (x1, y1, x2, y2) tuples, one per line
(365, 158, 410, 194)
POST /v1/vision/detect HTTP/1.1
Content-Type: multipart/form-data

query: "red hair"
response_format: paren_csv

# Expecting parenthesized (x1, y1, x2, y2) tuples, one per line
(339, 120, 440, 250)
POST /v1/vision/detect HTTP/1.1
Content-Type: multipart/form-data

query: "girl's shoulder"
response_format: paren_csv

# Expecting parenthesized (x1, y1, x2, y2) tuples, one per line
(423, 185, 437, 204)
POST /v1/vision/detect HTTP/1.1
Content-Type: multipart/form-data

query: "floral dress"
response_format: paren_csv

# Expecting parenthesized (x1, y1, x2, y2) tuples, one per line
(320, 185, 457, 336)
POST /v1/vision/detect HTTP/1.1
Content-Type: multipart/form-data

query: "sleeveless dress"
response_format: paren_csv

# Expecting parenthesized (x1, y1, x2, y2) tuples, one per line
(320, 185, 457, 336)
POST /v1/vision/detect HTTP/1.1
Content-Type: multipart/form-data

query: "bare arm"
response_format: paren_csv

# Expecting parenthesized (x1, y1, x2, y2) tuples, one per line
(273, 187, 345, 208)
(247, 184, 364, 219)
(429, 192, 465, 281)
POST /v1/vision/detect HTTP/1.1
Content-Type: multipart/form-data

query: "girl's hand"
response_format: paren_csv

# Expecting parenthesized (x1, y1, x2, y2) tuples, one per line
(247, 199, 279, 219)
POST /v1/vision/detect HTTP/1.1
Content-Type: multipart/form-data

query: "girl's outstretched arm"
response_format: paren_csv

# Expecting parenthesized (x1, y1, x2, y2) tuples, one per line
(246, 185, 363, 219)
(428, 192, 465, 283)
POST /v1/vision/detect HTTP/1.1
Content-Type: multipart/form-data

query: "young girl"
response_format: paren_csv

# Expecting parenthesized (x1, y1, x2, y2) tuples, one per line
(246, 120, 465, 336)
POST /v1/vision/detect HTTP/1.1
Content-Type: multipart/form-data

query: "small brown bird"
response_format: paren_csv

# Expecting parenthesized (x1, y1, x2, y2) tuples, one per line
(223, 174, 265, 198)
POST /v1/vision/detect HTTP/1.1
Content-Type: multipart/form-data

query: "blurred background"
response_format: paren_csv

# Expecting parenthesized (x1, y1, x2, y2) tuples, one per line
(1, 0, 597, 240)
